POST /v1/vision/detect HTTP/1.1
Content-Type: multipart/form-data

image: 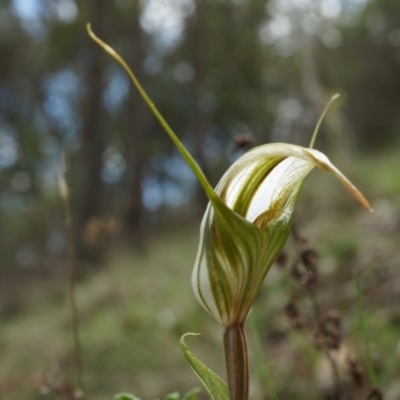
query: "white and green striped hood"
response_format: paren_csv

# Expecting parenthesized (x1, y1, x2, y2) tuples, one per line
(192, 144, 371, 327)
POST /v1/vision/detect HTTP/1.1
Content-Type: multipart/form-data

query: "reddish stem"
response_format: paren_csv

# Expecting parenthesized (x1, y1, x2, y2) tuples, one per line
(223, 324, 249, 400)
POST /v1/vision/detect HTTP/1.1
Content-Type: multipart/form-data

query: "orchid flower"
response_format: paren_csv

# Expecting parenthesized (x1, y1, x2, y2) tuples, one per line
(87, 24, 372, 400)
(192, 143, 371, 327)
(189, 142, 371, 400)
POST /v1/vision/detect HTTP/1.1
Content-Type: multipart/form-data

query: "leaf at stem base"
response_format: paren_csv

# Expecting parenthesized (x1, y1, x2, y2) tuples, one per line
(180, 333, 229, 400)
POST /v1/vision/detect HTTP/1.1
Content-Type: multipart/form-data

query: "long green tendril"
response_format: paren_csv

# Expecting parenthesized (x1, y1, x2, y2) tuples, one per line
(86, 23, 217, 202)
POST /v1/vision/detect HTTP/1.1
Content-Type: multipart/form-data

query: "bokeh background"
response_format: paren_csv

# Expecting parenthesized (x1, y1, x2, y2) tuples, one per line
(1, 0, 400, 399)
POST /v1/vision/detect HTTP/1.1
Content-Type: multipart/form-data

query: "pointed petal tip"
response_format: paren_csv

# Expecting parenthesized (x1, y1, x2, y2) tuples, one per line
(361, 198, 373, 213)
(345, 183, 372, 212)
(363, 196, 373, 213)
(305, 148, 372, 213)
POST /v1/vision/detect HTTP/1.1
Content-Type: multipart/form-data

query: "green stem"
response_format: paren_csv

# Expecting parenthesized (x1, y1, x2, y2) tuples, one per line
(223, 324, 249, 400)
(86, 24, 217, 203)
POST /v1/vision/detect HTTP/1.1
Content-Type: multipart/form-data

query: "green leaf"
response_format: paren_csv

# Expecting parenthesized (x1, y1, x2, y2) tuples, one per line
(114, 393, 141, 400)
(180, 333, 229, 400)
(164, 392, 180, 400)
(182, 388, 201, 400)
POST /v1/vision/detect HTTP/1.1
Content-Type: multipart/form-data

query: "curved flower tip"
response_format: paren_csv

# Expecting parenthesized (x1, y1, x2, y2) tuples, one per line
(305, 148, 372, 212)
(192, 143, 371, 327)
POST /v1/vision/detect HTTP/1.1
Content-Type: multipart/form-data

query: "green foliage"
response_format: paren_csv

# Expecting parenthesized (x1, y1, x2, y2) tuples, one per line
(114, 388, 200, 400)
(179, 388, 201, 400)
(114, 394, 141, 400)
(163, 392, 180, 400)
(164, 388, 201, 400)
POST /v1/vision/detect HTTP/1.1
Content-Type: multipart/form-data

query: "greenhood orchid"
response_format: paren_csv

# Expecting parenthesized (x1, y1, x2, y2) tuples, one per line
(87, 24, 372, 400)
(192, 144, 371, 327)
(87, 24, 371, 328)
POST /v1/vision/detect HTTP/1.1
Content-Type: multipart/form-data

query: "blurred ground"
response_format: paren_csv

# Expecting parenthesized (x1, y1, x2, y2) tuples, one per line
(0, 150, 399, 400)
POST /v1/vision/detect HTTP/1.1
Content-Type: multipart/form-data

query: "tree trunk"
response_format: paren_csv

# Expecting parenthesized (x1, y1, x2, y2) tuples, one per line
(79, 0, 106, 255)
(187, 0, 209, 213)
(124, 3, 149, 237)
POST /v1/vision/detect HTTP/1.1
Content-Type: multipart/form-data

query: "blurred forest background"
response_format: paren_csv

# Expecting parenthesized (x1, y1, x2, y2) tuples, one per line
(1, 0, 400, 399)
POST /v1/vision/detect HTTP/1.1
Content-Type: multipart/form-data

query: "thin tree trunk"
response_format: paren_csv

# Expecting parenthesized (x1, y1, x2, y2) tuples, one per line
(187, 0, 209, 212)
(80, 0, 106, 228)
(125, 3, 149, 236)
